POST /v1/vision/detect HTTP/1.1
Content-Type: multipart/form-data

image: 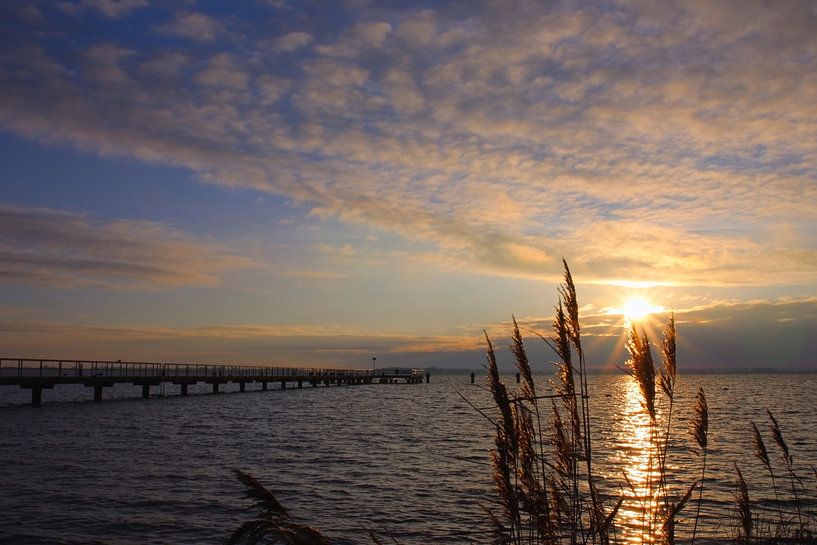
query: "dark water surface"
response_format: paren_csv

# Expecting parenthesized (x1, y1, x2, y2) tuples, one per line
(1, 374, 816, 544)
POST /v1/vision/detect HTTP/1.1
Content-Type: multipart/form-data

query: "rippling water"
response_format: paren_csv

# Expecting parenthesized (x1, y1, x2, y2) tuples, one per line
(1, 373, 815, 544)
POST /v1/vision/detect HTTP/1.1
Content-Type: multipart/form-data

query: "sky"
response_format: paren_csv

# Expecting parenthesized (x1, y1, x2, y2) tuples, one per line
(1, 0, 816, 371)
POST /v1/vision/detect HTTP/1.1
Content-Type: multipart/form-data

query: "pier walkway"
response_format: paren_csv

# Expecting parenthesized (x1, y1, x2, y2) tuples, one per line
(0, 358, 427, 406)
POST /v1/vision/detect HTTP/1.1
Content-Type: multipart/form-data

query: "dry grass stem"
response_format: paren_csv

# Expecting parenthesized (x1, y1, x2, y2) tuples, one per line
(734, 462, 752, 545)
(229, 469, 331, 545)
(691, 388, 708, 451)
(690, 387, 709, 545)
(510, 316, 536, 401)
(658, 314, 676, 401)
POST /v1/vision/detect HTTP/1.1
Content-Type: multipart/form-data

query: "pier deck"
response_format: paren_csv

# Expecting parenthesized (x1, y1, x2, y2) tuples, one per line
(0, 358, 427, 406)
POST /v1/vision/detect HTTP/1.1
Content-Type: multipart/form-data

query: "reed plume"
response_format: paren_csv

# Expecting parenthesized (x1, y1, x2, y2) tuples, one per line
(752, 421, 771, 472)
(623, 325, 659, 540)
(229, 469, 331, 545)
(734, 462, 752, 545)
(551, 400, 573, 481)
(624, 326, 656, 421)
(658, 314, 676, 402)
(548, 300, 583, 542)
(767, 410, 804, 534)
(660, 481, 696, 545)
(767, 410, 791, 466)
(691, 388, 708, 452)
(510, 315, 536, 401)
(559, 260, 599, 536)
(752, 420, 783, 529)
(690, 387, 708, 545)
(558, 259, 581, 352)
(515, 403, 556, 542)
(485, 332, 521, 537)
(549, 302, 581, 452)
(658, 315, 677, 507)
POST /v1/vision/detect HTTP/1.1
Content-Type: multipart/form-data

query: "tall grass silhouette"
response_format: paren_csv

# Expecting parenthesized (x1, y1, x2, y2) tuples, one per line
(479, 260, 815, 545)
(229, 260, 816, 544)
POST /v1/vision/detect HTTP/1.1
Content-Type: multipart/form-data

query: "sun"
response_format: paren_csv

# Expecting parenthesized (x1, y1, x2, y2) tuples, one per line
(620, 297, 662, 322)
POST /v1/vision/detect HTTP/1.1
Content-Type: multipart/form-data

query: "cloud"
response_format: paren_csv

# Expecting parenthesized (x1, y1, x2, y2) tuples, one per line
(315, 21, 392, 58)
(5, 296, 812, 369)
(0, 319, 485, 366)
(273, 32, 313, 53)
(0, 203, 257, 289)
(1, 2, 816, 288)
(485, 296, 817, 370)
(194, 53, 248, 90)
(58, 0, 148, 18)
(83, 43, 134, 84)
(155, 11, 223, 42)
(254, 74, 290, 105)
(139, 51, 188, 78)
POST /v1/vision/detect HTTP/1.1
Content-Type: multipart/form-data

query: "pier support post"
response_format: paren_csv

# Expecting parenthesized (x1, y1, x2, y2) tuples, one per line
(281, 380, 287, 390)
(298, 380, 302, 388)
(32, 386, 42, 406)
(212, 383, 219, 394)
(470, 372, 475, 384)
(180, 383, 188, 396)
(94, 384, 103, 402)
(426, 373, 430, 384)
(262, 382, 268, 391)
(142, 384, 150, 398)
(239, 382, 246, 393)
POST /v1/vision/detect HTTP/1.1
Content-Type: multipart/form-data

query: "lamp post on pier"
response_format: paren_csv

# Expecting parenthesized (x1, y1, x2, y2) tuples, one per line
(372, 357, 376, 373)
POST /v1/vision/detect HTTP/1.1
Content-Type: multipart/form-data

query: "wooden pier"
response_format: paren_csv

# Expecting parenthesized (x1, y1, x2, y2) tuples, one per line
(0, 358, 428, 406)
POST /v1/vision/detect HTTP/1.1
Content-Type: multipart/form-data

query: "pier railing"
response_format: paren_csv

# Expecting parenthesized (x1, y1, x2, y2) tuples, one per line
(0, 358, 372, 379)
(0, 358, 428, 406)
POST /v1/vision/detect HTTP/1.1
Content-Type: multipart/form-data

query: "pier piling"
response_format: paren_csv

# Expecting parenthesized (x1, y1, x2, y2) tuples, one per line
(2, 358, 427, 406)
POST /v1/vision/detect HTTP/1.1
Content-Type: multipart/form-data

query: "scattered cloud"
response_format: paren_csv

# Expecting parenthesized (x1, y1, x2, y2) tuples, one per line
(194, 53, 248, 90)
(0, 203, 257, 289)
(155, 11, 223, 42)
(314, 21, 392, 58)
(3, 297, 814, 368)
(58, 0, 148, 18)
(273, 32, 313, 53)
(0, 319, 483, 366)
(1, 1, 816, 288)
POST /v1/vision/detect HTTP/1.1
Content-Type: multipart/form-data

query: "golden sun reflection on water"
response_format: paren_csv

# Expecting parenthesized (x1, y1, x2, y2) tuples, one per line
(613, 379, 663, 544)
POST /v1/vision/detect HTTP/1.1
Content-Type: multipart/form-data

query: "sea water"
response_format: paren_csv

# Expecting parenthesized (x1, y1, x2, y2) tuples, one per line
(1, 374, 815, 544)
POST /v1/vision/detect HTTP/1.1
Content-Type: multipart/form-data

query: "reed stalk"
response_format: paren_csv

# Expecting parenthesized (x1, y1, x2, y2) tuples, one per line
(690, 387, 708, 545)
(559, 261, 601, 542)
(624, 325, 658, 540)
(229, 469, 331, 545)
(734, 462, 752, 545)
(752, 420, 784, 532)
(485, 332, 522, 541)
(768, 410, 804, 535)
(657, 315, 677, 508)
